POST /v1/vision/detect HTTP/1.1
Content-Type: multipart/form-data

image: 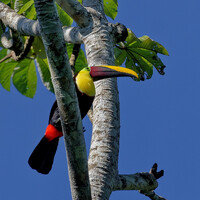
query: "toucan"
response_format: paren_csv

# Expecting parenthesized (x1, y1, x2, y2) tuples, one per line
(28, 65, 138, 174)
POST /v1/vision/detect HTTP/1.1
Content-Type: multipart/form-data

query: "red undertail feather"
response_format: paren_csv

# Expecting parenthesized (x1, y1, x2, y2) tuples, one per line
(45, 124, 63, 141)
(28, 125, 62, 174)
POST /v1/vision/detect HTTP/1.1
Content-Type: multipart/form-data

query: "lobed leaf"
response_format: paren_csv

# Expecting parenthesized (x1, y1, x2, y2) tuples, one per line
(114, 29, 168, 81)
(125, 57, 141, 81)
(129, 47, 165, 75)
(138, 35, 169, 55)
(129, 51, 153, 79)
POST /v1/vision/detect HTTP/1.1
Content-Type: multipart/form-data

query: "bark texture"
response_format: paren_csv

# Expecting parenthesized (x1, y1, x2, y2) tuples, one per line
(33, 0, 91, 199)
(81, 1, 120, 198)
(0, 2, 40, 36)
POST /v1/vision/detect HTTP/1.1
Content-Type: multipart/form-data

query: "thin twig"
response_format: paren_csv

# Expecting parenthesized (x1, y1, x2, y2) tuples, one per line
(0, 36, 34, 63)
(140, 163, 166, 200)
(69, 43, 81, 75)
(13, 36, 34, 61)
(0, 52, 12, 63)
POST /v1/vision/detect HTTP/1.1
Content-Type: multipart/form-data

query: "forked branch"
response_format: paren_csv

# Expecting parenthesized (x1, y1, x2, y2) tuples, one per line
(114, 163, 166, 200)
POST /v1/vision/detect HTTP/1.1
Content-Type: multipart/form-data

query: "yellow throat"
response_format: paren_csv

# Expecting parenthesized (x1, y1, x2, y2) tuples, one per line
(75, 69, 95, 97)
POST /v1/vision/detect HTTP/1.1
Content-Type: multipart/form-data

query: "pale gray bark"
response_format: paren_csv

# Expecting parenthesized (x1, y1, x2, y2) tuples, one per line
(56, 0, 91, 27)
(0, 0, 166, 200)
(114, 173, 158, 191)
(62, 26, 82, 44)
(0, 2, 81, 42)
(82, 1, 120, 199)
(33, 0, 91, 199)
(0, 2, 40, 36)
(0, 2, 126, 45)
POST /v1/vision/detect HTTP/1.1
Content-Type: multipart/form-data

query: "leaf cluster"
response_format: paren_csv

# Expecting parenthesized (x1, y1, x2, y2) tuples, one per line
(2, 0, 118, 23)
(115, 29, 169, 81)
(0, 0, 168, 98)
(0, 0, 119, 98)
(0, 49, 37, 98)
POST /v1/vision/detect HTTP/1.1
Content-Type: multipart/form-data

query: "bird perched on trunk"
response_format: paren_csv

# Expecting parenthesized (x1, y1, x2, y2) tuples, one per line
(28, 65, 138, 174)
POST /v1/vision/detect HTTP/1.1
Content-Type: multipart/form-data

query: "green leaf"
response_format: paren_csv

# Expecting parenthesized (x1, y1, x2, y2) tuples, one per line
(18, 0, 34, 15)
(25, 4, 36, 20)
(0, 49, 8, 60)
(0, 61, 18, 91)
(56, 3, 73, 26)
(13, 59, 37, 98)
(125, 57, 141, 81)
(131, 48, 165, 74)
(32, 37, 46, 59)
(125, 28, 138, 44)
(130, 52, 153, 79)
(114, 47, 126, 66)
(1, 0, 11, 4)
(36, 57, 54, 93)
(104, 0, 118, 20)
(127, 40, 166, 76)
(116, 31, 169, 80)
(138, 35, 169, 55)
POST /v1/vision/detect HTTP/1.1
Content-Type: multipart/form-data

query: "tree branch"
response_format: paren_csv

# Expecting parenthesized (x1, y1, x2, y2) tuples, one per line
(113, 164, 166, 200)
(62, 26, 82, 43)
(0, 2, 40, 36)
(33, 0, 91, 199)
(0, 2, 82, 43)
(114, 173, 158, 191)
(0, 29, 34, 62)
(11, 36, 34, 61)
(56, 0, 91, 27)
(0, 2, 128, 45)
(1, 29, 23, 53)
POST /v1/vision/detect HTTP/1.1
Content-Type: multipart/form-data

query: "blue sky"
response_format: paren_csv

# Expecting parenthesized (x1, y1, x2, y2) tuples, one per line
(0, 0, 199, 199)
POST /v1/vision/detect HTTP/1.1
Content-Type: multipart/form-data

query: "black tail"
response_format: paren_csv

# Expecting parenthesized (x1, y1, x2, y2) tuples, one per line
(28, 136, 59, 174)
